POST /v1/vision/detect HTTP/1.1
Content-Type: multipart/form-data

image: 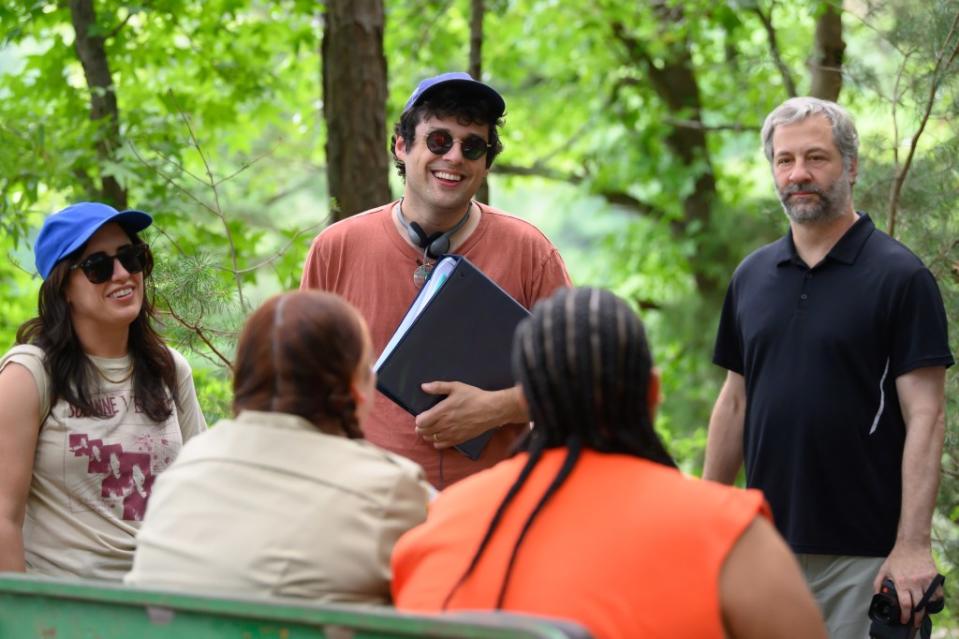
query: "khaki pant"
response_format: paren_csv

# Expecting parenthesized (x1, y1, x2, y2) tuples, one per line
(797, 554, 885, 639)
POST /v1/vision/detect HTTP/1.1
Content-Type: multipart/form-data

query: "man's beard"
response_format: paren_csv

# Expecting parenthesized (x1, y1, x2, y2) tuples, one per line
(777, 170, 852, 224)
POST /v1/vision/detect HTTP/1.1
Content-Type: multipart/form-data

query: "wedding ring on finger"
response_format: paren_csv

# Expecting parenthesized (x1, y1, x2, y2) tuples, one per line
(433, 433, 439, 442)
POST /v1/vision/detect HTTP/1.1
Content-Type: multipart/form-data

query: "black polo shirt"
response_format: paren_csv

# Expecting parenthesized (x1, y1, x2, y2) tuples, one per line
(714, 214, 953, 556)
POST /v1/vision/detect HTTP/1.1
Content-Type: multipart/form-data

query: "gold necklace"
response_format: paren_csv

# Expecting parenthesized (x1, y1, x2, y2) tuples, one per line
(95, 364, 134, 384)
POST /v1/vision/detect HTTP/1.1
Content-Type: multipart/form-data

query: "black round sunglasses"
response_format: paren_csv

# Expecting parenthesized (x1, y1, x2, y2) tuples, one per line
(70, 243, 152, 284)
(425, 129, 492, 161)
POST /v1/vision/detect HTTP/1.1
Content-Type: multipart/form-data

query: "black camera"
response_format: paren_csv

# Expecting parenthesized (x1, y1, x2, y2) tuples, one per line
(868, 578, 943, 639)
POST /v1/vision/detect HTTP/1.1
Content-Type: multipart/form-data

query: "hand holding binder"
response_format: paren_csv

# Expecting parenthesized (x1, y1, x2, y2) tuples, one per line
(375, 256, 530, 460)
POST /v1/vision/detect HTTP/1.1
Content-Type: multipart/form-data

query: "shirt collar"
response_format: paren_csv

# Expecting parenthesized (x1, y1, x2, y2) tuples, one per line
(235, 410, 319, 433)
(775, 212, 875, 267)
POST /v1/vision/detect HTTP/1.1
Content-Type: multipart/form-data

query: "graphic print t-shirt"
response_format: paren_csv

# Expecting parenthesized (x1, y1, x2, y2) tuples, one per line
(0, 344, 203, 580)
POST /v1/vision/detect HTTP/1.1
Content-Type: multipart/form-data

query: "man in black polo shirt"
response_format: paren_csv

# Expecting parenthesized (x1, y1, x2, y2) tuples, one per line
(703, 97, 953, 638)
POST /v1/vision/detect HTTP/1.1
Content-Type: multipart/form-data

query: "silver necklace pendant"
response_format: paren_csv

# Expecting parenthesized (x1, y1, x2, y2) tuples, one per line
(413, 262, 433, 289)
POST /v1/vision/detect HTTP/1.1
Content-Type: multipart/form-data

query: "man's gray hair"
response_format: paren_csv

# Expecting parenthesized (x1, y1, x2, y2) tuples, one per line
(761, 97, 859, 170)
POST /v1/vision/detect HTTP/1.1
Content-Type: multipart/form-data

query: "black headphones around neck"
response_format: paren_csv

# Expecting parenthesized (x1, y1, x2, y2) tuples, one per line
(397, 199, 472, 259)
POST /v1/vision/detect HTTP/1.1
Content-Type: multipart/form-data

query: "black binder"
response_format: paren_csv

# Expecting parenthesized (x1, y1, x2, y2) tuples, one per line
(375, 256, 530, 460)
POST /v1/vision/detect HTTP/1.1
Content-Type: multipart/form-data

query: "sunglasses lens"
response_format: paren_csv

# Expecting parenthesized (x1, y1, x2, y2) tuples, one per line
(80, 253, 115, 284)
(425, 130, 453, 155)
(117, 244, 148, 275)
(425, 130, 489, 160)
(461, 136, 488, 160)
(77, 244, 150, 284)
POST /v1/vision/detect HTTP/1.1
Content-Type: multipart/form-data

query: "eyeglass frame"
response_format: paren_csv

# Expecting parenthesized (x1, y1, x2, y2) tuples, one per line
(424, 128, 493, 161)
(69, 243, 153, 284)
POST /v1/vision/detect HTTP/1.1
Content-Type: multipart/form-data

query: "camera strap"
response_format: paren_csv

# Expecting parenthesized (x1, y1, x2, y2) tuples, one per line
(913, 573, 945, 615)
(915, 574, 945, 639)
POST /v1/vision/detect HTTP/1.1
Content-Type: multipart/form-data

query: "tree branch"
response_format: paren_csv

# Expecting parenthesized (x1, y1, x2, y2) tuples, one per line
(889, 51, 912, 186)
(166, 93, 248, 312)
(261, 174, 317, 207)
(231, 223, 324, 275)
(752, 3, 798, 98)
(494, 162, 584, 183)
(664, 118, 759, 133)
(104, 7, 138, 41)
(156, 291, 234, 371)
(887, 9, 959, 237)
(126, 141, 219, 217)
(494, 162, 660, 216)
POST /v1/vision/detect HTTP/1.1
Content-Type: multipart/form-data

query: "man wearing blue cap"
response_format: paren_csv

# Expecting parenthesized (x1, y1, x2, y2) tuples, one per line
(301, 72, 571, 487)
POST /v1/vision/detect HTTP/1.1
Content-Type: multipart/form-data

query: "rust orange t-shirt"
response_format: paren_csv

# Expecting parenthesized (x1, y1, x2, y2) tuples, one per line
(392, 449, 770, 639)
(300, 202, 571, 487)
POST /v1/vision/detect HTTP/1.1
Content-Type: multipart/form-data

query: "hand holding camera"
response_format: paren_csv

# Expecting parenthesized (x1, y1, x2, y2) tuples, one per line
(868, 575, 945, 639)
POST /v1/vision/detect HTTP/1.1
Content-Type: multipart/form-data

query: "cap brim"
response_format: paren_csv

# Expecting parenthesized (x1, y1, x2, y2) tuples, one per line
(112, 210, 153, 234)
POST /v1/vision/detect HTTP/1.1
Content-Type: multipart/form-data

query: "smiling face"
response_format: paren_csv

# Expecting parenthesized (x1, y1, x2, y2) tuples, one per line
(395, 114, 490, 219)
(64, 223, 145, 337)
(771, 114, 856, 224)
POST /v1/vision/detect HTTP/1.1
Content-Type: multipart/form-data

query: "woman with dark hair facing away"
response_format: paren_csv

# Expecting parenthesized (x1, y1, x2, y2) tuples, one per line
(0, 202, 206, 579)
(392, 287, 827, 638)
(126, 291, 431, 603)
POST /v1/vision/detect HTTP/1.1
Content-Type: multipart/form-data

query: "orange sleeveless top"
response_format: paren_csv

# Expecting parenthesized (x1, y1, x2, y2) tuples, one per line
(392, 449, 770, 639)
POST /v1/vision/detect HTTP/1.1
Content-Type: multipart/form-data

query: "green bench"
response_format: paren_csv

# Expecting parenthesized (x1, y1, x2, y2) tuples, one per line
(0, 573, 591, 638)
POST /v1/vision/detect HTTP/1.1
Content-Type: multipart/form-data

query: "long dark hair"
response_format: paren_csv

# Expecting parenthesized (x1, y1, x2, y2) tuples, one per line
(232, 291, 367, 438)
(444, 287, 676, 608)
(16, 230, 178, 423)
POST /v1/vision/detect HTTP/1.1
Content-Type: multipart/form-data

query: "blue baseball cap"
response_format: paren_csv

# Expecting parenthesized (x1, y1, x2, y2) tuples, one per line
(403, 72, 505, 119)
(34, 202, 153, 279)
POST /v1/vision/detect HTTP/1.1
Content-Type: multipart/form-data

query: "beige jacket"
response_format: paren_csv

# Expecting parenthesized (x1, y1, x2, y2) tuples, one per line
(125, 410, 430, 604)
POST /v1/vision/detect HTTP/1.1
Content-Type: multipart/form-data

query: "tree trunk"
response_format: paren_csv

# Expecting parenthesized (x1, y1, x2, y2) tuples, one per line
(469, 0, 490, 204)
(322, 0, 391, 222)
(613, 4, 721, 297)
(69, 0, 127, 209)
(808, 2, 845, 101)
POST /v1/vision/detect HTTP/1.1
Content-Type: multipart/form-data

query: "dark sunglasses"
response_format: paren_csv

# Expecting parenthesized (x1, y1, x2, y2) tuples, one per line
(70, 243, 152, 284)
(425, 129, 492, 161)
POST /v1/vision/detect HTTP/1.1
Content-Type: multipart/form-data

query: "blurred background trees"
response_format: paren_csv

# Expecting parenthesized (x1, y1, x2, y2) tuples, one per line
(1, 0, 957, 620)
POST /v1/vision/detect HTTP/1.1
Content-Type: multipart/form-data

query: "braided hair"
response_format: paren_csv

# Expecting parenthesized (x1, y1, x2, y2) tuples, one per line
(443, 287, 675, 608)
(232, 291, 368, 438)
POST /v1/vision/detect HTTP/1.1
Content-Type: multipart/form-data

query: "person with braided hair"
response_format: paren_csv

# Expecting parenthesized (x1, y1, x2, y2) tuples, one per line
(391, 287, 826, 638)
(126, 291, 431, 603)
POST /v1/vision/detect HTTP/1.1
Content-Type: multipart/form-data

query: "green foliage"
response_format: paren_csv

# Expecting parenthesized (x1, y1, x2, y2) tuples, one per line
(0, 231, 40, 350)
(0, 0, 957, 621)
(0, 0, 323, 411)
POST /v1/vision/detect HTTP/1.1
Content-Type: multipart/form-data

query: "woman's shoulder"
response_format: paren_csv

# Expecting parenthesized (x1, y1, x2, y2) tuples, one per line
(165, 346, 192, 376)
(349, 440, 429, 483)
(1, 343, 48, 374)
(1, 343, 50, 416)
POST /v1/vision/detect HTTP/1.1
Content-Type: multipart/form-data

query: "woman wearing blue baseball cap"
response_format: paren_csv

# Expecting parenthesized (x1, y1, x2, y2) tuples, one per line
(0, 202, 206, 580)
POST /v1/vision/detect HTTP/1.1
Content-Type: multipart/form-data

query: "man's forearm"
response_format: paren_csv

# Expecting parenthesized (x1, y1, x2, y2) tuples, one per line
(703, 416, 744, 483)
(894, 368, 947, 546)
(874, 378, 945, 622)
(896, 410, 944, 546)
(703, 375, 746, 484)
